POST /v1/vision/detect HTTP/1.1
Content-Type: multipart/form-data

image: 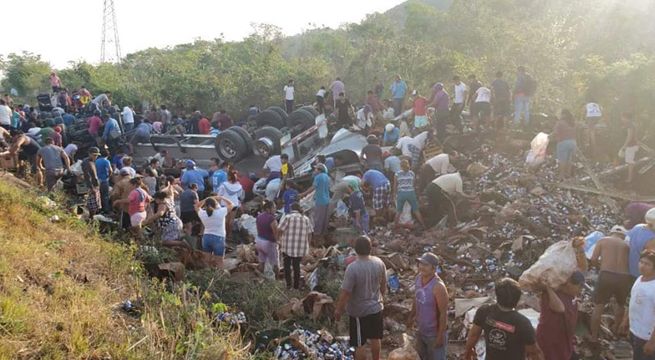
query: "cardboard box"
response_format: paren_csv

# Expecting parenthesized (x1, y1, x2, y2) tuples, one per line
(0, 154, 16, 169)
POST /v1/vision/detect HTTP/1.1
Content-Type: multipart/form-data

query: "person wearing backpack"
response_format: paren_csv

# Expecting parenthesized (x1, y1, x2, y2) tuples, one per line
(514, 66, 537, 127)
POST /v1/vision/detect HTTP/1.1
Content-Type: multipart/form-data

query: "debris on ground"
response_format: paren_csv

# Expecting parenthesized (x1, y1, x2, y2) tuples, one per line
(273, 328, 354, 360)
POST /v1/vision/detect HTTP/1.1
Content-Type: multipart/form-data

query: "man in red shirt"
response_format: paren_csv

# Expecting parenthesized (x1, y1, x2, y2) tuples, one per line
(412, 90, 429, 132)
(87, 111, 103, 140)
(536, 238, 588, 360)
(238, 172, 255, 201)
(198, 116, 211, 135)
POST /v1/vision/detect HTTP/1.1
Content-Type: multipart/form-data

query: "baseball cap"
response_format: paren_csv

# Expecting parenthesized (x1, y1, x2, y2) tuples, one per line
(610, 225, 627, 235)
(646, 208, 655, 226)
(185, 159, 196, 168)
(88, 147, 101, 155)
(119, 168, 131, 176)
(417, 252, 440, 268)
(385, 123, 395, 133)
(569, 270, 585, 286)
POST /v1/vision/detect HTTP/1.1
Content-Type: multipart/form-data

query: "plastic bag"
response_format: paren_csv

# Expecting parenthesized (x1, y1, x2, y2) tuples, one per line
(399, 202, 413, 225)
(584, 231, 604, 260)
(263, 262, 275, 281)
(316, 114, 328, 139)
(525, 132, 549, 168)
(237, 214, 258, 239)
(519, 240, 578, 291)
(335, 200, 349, 218)
(388, 333, 419, 360)
(70, 160, 83, 176)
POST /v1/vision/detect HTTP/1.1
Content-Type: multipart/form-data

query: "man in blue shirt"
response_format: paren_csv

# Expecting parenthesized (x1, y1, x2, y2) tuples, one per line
(95, 148, 113, 213)
(181, 160, 209, 194)
(347, 181, 369, 234)
(362, 169, 391, 221)
(383, 123, 400, 146)
(101, 114, 122, 152)
(626, 209, 655, 277)
(390, 75, 408, 116)
(63, 113, 76, 127)
(301, 164, 331, 236)
(210, 159, 228, 194)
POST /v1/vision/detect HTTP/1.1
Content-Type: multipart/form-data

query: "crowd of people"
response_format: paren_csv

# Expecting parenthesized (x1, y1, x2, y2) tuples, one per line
(0, 66, 653, 360)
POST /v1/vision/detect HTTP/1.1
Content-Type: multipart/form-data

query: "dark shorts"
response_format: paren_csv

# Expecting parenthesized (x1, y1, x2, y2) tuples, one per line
(349, 311, 383, 347)
(180, 210, 200, 224)
(586, 116, 600, 129)
(593, 271, 635, 306)
(492, 99, 511, 116)
(472, 102, 491, 119)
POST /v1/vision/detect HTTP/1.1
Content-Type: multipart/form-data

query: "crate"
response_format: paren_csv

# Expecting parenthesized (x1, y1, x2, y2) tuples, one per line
(0, 154, 16, 170)
(422, 143, 442, 160)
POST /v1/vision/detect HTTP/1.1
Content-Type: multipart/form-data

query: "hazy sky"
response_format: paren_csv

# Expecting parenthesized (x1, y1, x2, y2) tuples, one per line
(1, 0, 405, 69)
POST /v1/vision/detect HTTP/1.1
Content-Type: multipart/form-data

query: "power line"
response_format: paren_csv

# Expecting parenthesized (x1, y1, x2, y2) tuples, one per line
(100, 0, 122, 63)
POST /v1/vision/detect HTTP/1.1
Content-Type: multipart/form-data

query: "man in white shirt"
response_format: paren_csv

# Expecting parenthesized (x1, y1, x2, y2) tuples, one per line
(620, 250, 655, 358)
(395, 131, 429, 168)
(0, 100, 11, 127)
(419, 153, 455, 192)
(122, 106, 135, 132)
(423, 172, 473, 228)
(450, 76, 468, 133)
(284, 79, 295, 114)
(263, 154, 284, 184)
(472, 86, 492, 130)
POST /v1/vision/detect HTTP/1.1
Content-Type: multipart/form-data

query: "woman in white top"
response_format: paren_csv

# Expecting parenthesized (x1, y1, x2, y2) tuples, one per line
(217, 169, 244, 241)
(472, 86, 492, 131)
(195, 195, 234, 269)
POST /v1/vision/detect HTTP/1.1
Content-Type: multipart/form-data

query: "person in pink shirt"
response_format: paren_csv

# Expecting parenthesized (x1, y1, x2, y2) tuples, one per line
(115, 177, 151, 239)
(88, 111, 103, 138)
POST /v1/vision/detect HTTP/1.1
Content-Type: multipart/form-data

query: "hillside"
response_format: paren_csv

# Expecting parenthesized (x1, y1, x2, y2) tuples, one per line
(0, 176, 245, 359)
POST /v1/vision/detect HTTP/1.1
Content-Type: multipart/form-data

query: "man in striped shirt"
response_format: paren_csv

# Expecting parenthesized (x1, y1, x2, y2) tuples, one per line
(278, 203, 313, 289)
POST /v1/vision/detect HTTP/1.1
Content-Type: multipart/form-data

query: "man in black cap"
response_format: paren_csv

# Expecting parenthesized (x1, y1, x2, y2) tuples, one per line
(411, 253, 449, 360)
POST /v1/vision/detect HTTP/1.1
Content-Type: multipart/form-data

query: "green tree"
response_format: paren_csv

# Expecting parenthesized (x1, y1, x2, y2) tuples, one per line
(0, 52, 51, 97)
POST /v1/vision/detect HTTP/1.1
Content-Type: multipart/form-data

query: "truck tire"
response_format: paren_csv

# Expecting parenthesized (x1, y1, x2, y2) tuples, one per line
(227, 126, 254, 154)
(288, 109, 315, 134)
(215, 129, 249, 162)
(266, 106, 289, 125)
(301, 106, 319, 118)
(255, 110, 285, 129)
(254, 126, 283, 157)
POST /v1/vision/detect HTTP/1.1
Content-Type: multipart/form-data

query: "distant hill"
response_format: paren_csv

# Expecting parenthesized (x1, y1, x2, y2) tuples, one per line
(385, 0, 454, 15)
(281, 0, 452, 57)
(382, 0, 453, 27)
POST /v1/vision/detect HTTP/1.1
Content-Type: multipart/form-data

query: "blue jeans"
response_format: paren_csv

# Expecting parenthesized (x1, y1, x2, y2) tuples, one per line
(123, 123, 134, 132)
(416, 332, 447, 360)
(353, 212, 369, 235)
(631, 333, 655, 360)
(514, 95, 531, 126)
(202, 234, 225, 256)
(556, 139, 576, 163)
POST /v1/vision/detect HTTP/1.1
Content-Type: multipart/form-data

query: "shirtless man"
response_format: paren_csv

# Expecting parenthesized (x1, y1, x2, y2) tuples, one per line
(589, 225, 632, 342)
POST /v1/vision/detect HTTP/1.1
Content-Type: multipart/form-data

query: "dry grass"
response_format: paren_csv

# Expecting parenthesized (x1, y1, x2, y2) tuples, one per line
(0, 180, 250, 359)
